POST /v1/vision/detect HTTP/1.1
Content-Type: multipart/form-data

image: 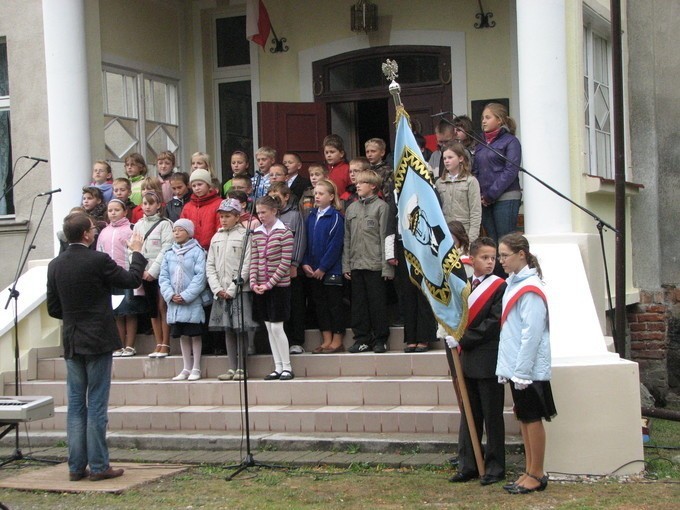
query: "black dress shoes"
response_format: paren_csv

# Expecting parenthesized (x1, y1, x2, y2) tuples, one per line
(506, 473, 548, 494)
(448, 472, 478, 483)
(480, 474, 505, 486)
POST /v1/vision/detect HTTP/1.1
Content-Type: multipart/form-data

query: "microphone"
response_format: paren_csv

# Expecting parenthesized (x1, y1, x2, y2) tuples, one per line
(26, 156, 49, 163)
(431, 111, 450, 117)
(38, 188, 61, 196)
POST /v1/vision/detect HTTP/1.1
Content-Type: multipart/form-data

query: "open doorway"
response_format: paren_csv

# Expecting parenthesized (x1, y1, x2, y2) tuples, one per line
(357, 99, 391, 155)
(328, 98, 391, 158)
(313, 45, 452, 158)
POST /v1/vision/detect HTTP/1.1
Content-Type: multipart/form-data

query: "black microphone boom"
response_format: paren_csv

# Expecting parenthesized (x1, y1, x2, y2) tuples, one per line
(27, 157, 49, 163)
(37, 188, 61, 197)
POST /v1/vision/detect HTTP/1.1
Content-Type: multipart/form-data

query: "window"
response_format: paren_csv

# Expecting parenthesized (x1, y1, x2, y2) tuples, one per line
(0, 39, 13, 216)
(584, 23, 612, 178)
(216, 16, 250, 68)
(102, 67, 180, 175)
(214, 15, 254, 180)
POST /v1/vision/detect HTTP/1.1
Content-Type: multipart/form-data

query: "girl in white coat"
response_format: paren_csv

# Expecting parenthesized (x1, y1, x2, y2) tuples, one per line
(496, 233, 555, 494)
(207, 199, 256, 381)
(160, 219, 208, 381)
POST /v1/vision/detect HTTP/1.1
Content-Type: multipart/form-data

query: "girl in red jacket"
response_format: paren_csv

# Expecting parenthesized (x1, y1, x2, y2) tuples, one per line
(180, 169, 222, 250)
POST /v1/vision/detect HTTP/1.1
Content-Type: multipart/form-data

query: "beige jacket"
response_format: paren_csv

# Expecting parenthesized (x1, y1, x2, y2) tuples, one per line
(206, 224, 251, 298)
(435, 173, 482, 243)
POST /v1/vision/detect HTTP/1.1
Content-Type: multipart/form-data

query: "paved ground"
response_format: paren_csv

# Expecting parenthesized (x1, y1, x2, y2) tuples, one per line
(0, 430, 525, 471)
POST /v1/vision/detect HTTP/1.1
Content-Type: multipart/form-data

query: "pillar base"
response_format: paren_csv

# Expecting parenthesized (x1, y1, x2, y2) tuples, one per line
(546, 357, 643, 475)
(524, 235, 643, 475)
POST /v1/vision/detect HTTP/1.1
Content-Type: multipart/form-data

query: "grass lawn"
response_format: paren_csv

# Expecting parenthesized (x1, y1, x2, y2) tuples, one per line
(0, 417, 678, 509)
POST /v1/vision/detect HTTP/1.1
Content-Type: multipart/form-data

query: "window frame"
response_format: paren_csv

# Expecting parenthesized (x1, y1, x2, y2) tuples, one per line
(102, 64, 181, 173)
(0, 37, 13, 218)
(583, 11, 614, 179)
(211, 11, 260, 177)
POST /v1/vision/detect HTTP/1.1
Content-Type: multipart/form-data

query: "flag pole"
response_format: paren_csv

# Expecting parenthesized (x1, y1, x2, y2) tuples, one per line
(444, 346, 486, 477)
(383, 59, 485, 477)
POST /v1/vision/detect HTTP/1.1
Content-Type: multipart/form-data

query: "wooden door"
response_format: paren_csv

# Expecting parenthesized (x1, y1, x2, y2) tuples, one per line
(387, 86, 451, 143)
(258, 102, 328, 177)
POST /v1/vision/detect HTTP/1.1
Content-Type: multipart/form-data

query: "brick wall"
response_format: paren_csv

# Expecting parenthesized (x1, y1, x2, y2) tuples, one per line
(627, 288, 680, 400)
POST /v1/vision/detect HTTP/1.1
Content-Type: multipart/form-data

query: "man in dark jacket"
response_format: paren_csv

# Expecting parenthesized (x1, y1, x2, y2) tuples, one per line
(47, 212, 146, 482)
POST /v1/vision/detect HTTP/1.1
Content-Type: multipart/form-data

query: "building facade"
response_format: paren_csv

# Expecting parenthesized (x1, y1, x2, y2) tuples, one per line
(1, 0, 673, 396)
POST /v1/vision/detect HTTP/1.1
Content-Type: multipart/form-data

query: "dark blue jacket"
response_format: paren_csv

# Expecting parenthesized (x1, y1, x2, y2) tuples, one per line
(472, 128, 522, 203)
(302, 207, 344, 276)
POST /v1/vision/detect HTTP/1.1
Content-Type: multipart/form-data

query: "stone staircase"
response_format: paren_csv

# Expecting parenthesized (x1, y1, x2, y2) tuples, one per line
(5, 328, 519, 439)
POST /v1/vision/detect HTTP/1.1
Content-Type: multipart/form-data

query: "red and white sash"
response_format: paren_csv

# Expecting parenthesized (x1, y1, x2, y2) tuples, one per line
(500, 277, 547, 326)
(467, 274, 505, 326)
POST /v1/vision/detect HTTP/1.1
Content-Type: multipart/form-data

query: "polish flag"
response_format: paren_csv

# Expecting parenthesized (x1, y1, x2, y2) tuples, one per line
(246, 0, 272, 49)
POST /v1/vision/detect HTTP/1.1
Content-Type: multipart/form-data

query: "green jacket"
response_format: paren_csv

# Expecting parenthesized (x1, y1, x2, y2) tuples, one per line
(342, 194, 394, 278)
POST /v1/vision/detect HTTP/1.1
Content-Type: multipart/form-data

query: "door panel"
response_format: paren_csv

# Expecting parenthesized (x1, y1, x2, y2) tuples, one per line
(387, 86, 449, 145)
(258, 102, 328, 177)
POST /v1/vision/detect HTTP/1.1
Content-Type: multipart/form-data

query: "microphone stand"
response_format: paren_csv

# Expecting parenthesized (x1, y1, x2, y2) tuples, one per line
(0, 157, 43, 204)
(225, 170, 285, 481)
(433, 112, 620, 339)
(0, 193, 60, 467)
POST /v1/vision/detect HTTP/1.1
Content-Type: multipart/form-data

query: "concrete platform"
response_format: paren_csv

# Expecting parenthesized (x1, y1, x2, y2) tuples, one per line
(0, 462, 187, 494)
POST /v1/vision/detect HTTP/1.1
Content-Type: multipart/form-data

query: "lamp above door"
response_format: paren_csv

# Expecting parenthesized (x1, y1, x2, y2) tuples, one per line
(351, 1, 378, 33)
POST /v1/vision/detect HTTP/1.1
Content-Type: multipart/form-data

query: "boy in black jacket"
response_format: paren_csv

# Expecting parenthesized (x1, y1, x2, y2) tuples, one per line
(443, 237, 507, 485)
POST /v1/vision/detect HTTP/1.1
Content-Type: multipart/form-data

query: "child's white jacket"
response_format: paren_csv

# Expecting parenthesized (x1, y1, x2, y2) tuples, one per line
(206, 224, 251, 298)
(495, 266, 551, 381)
(159, 238, 207, 324)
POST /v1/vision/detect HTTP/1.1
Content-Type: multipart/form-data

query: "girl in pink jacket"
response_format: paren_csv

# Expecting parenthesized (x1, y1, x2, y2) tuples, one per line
(97, 199, 142, 355)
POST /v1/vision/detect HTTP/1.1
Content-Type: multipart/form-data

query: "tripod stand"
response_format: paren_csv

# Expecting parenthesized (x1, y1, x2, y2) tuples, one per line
(1, 192, 59, 468)
(434, 111, 621, 339)
(224, 172, 285, 481)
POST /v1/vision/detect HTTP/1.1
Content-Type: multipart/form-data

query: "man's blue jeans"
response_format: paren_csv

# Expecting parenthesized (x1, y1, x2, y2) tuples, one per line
(482, 199, 521, 245)
(65, 353, 113, 475)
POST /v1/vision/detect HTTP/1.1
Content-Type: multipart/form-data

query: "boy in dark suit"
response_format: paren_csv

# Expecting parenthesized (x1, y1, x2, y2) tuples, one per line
(443, 237, 507, 485)
(47, 212, 146, 482)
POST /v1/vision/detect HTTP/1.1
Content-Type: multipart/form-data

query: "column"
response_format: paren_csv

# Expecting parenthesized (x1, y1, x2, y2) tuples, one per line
(516, 0, 572, 234)
(42, 0, 92, 248)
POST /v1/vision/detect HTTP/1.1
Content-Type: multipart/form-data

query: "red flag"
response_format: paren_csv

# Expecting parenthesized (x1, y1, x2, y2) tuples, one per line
(246, 0, 272, 49)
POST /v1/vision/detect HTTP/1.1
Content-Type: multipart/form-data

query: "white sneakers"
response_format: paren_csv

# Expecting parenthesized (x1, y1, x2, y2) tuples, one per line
(172, 369, 190, 381)
(148, 344, 170, 358)
(172, 369, 201, 381)
(289, 345, 304, 354)
(113, 346, 136, 357)
(121, 346, 136, 357)
(217, 369, 245, 381)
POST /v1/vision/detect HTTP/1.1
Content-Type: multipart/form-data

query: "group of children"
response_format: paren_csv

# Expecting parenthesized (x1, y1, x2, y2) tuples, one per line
(82, 134, 403, 383)
(79, 108, 554, 492)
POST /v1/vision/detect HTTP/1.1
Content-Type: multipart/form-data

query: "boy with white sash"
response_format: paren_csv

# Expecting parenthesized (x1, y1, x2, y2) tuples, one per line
(441, 237, 507, 485)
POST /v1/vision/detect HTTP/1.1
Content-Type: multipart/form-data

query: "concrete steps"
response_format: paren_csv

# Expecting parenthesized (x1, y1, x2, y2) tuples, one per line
(3, 328, 521, 444)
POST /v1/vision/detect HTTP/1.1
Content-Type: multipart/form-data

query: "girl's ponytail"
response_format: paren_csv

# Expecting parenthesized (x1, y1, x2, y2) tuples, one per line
(527, 252, 543, 279)
(257, 194, 281, 213)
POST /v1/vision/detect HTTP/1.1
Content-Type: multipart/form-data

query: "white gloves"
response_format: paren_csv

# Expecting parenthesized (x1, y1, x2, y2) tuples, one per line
(511, 376, 533, 390)
(437, 324, 459, 348)
(445, 336, 459, 349)
(497, 376, 509, 384)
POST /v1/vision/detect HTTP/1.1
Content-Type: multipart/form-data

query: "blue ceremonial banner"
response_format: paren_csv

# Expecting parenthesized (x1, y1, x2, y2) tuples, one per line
(393, 112, 470, 340)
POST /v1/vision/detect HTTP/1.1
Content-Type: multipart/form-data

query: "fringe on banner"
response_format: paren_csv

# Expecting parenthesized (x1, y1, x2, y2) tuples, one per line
(394, 105, 410, 127)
